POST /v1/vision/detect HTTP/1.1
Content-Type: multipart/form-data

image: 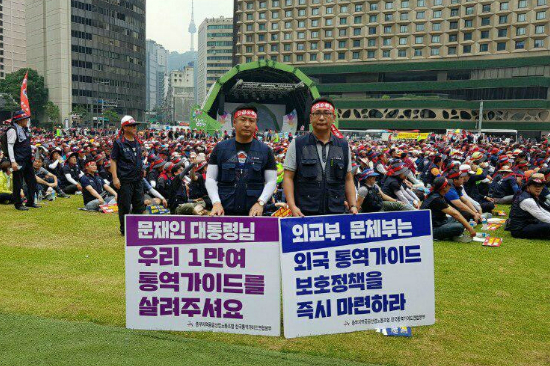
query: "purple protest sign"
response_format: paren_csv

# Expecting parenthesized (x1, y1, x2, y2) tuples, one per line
(126, 215, 279, 246)
(125, 215, 281, 336)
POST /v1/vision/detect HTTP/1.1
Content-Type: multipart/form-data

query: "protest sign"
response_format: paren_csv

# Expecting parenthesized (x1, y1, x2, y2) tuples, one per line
(279, 211, 435, 338)
(125, 215, 281, 336)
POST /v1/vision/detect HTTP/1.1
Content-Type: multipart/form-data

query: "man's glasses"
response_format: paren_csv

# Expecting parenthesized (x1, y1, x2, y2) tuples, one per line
(311, 111, 335, 117)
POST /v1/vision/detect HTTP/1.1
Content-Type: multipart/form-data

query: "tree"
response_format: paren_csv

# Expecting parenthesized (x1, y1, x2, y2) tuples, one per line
(103, 109, 120, 128)
(0, 68, 48, 119)
(71, 105, 89, 125)
(45, 101, 60, 130)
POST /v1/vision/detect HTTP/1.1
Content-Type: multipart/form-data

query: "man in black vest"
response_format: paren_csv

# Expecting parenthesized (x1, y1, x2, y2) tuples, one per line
(111, 116, 145, 235)
(6, 110, 39, 211)
(283, 98, 357, 217)
(206, 104, 277, 216)
(507, 174, 550, 239)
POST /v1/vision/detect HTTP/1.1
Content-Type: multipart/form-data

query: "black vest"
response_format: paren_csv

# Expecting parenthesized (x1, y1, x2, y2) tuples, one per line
(216, 138, 269, 215)
(508, 191, 541, 232)
(11, 125, 32, 163)
(293, 133, 349, 215)
(420, 192, 449, 228)
(361, 185, 383, 213)
(421, 162, 436, 185)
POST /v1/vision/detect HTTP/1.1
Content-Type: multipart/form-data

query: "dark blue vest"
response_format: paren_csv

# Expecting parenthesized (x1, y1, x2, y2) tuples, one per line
(293, 133, 349, 215)
(11, 125, 32, 163)
(216, 138, 269, 215)
(508, 190, 540, 233)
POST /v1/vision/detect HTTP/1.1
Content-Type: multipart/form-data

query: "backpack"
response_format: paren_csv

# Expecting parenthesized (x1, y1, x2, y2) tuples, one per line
(0, 125, 13, 158)
(361, 185, 384, 213)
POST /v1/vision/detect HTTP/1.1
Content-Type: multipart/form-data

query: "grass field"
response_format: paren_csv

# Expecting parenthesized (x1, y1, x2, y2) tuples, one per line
(0, 198, 549, 366)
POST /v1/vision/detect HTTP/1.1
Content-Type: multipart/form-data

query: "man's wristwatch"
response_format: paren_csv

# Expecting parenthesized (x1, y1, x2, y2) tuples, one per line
(257, 200, 265, 207)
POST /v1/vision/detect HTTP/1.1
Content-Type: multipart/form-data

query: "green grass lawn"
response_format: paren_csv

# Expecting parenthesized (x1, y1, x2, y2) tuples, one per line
(0, 198, 549, 366)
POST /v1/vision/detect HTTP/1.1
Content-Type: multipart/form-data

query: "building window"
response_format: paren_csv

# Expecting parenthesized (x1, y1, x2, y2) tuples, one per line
(283, 55, 290, 62)
(464, 20, 473, 28)
(464, 32, 473, 41)
(384, 26, 392, 33)
(284, 44, 291, 51)
(416, 11, 425, 19)
(384, 14, 393, 21)
(324, 53, 331, 60)
(339, 40, 347, 48)
(353, 28, 361, 36)
(383, 38, 392, 46)
(430, 48, 440, 56)
(385, 2, 394, 10)
(339, 29, 347, 36)
(296, 43, 304, 50)
(534, 39, 544, 48)
(517, 13, 526, 22)
(311, 31, 319, 38)
(383, 50, 391, 58)
(449, 34, 458, 42)
(353, 39, 361, 47)
(516, 27, 526, 36)
(338, 52, 346, 60)
(398, 49, 407, 57)
(450, 21, 458, 29)
(352, 51, 360, 59)
(497, 42, 507, 51)
(311, 19, 319, 26)
(325, 41, 332, 48)
(354, 16, 362, 24)
(310, 54, 317, 61)
(537, 0, 547, 5)
(367, 51, 376, 59)
(465, 7, 474, 15)
(450, 8, 459, 17)
(480, 30, 490, 39)
(463, 45, 471, 53)
(536, 11, 546, 20)
(499, 15, 508, 24)
(369, 15, 377, 22)
(325, 30, 333, 37)
(401, 12, 409, 20)
(448, 46, 457, 55)
(339, 17, 347, 25)
(325, 18, 333, 26)
(433, 10, 441, 18)
(432, 35, 440, 43)
(326, 7, 333, 14)
(296, 55, 304, 62)
(415, 36, 424, 44)
(370, 3, 378, 10)
(369, 27, 377, 35)
(402, 1, 410, 8)
(479, 43, 489, 52)
(515, 40, 525, 49)
(518, 0, 527, 8)
(400, 25, 408, 33)
(498, 28, 508, 37)
(414, 49, 423, 56)
(417, 0, 425, 6)
(399, 37, 408, 45)
(481, 17, 491, 26)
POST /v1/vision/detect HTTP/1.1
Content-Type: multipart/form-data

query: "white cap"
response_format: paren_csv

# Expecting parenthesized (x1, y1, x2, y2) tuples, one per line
(460, 164, 476, 175)
(121, 115, 137, 126)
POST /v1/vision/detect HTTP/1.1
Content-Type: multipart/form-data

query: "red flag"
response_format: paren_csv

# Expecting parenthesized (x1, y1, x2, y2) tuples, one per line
(330, 124, 344, 139)
(21, 71, 31, 117)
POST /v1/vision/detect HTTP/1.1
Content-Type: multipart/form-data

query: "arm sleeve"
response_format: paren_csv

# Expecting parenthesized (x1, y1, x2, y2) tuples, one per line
(282, 140, 297, 171)
(519, 199, 550, 224)
(48, 159, 60, 170)
(259, 170, 277, 204)
(205, 165, 221, 204)
(6, 128, 16, 163)
(65, 173, 78, 185)
(395, 189, 409, 204)
(149, 187, 165, 200)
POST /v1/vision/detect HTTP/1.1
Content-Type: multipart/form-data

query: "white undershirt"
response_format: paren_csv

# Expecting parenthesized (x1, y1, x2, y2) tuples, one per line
(519, 198, 550, 224)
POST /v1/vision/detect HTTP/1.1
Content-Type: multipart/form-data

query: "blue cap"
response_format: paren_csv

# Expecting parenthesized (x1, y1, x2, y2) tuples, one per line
(359, 169, 379, 181)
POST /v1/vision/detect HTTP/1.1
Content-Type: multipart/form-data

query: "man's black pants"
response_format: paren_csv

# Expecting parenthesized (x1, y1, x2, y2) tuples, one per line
(12, 161, 36, 207)
(118, 180, 145, 234)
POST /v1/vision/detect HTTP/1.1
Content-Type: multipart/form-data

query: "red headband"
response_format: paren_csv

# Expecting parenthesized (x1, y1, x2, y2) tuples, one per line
(312, 102, 335, 113)
(234, 109, 257, 120)
(432, 179, 448, 193)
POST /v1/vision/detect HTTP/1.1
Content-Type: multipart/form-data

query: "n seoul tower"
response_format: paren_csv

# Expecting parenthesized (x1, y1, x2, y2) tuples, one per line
(188, 0, 197, 52)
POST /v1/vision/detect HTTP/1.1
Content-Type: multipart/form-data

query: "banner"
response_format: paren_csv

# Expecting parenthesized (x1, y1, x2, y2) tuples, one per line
(125, 215, 281, 336)
(395, 132, 430, 140)
(21, 71, 31, 117)
(279, 211, 435, 338)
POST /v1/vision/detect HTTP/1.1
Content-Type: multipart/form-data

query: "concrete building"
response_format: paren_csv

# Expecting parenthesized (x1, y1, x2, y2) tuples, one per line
(197, 16, 233, 106)
(146, 40, 169, 113)
(1, 0, 27, 78)
(26, 0, 146, 126)
(168, 66, 195, 123)
(233, 0, 550, 133)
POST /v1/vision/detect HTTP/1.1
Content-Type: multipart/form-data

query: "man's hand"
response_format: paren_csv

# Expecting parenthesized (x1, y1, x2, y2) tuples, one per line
(485, 196, 495, 203)
(289, 205, 305, 217)
(98, 198, 105, 205)
(48, 183, 56, 188)
(161, 198, 168, 208)
(468, 227, 477, 237)
(473, 213, 481, 223)
(249, 203, 264, 217)
(210, 202, 224, 216)
(76, 183, 83, 191)
(349, 206, 359, 215)
(11, 162, 19, 171)
(113, 177, 121, 190)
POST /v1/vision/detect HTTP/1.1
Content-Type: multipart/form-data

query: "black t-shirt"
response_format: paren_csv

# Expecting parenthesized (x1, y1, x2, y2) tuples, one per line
(209, 141, 277, 170)
(420, 193, 450, 227)
(382, 176, 402, 199)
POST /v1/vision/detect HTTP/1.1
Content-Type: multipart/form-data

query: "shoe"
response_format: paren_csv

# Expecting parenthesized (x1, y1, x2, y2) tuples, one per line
(120, 231, 125, 237)
(59, 193, 71, 198)
(26, 204, 42, 209)
(452, 234, 473, 243)
(15, 205, 29, 211)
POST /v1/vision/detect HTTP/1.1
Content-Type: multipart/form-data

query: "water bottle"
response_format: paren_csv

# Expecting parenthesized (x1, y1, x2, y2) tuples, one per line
(38, 191, 43, 203)
(481, 217, 488, 230)
(469, 219, 475, 228)
(51, 190, 56, 201)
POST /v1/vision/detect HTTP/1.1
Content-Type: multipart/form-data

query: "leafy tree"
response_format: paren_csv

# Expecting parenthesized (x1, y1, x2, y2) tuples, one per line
(103, 109, 120, 127)
(71, 105, 89, 124)
(45, 101, 60, 130)
(0, 68, 48, 119)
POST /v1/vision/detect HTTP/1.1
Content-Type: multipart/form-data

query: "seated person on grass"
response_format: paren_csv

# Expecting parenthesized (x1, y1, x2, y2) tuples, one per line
(420, 176, 477, 241)
(33, 156, 70, 200)
(357, 169, 412, 213)
(507, 174, 550, 239)
(0, 160, 14, 204)
(444, 169, 482, 224)
(79, 161, 117, 211)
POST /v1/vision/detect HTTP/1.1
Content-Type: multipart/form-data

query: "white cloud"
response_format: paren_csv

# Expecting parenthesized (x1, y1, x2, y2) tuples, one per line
(146, 0, 234, 53)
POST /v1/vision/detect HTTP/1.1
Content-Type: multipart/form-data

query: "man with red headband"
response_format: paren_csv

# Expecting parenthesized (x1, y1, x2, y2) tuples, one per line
(283, 97, 357, 217)
(206, 104, 277, 217)
(80, 160, 117, 211)
(111, 115, 145, 235)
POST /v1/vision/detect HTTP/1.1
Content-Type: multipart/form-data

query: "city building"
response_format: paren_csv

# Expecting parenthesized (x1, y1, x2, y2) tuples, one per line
(26, 0, 146, 126)
(146, 40, 169, 113)
(197, 16, 234, 106)
(168, 66, 195, 123)
(1, 0, 27, 78)
(234, 0, 550, 135)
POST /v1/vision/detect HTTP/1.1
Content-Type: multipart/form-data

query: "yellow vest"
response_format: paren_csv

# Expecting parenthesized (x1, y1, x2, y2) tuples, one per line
(0, 171, 12, 194)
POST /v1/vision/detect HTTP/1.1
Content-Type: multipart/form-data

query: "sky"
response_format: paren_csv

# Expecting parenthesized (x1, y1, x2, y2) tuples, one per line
(146, 0, 234, 53)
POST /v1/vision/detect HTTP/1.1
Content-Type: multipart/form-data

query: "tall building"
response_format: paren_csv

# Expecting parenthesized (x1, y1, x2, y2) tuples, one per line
(1, 0, 27, 78)
(146, 40, 169, 112)
(168, 66, 195, 123)
(197, 16, 234, 106)
(234, 0, 550, 134)
(26, 0, 146, 126)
